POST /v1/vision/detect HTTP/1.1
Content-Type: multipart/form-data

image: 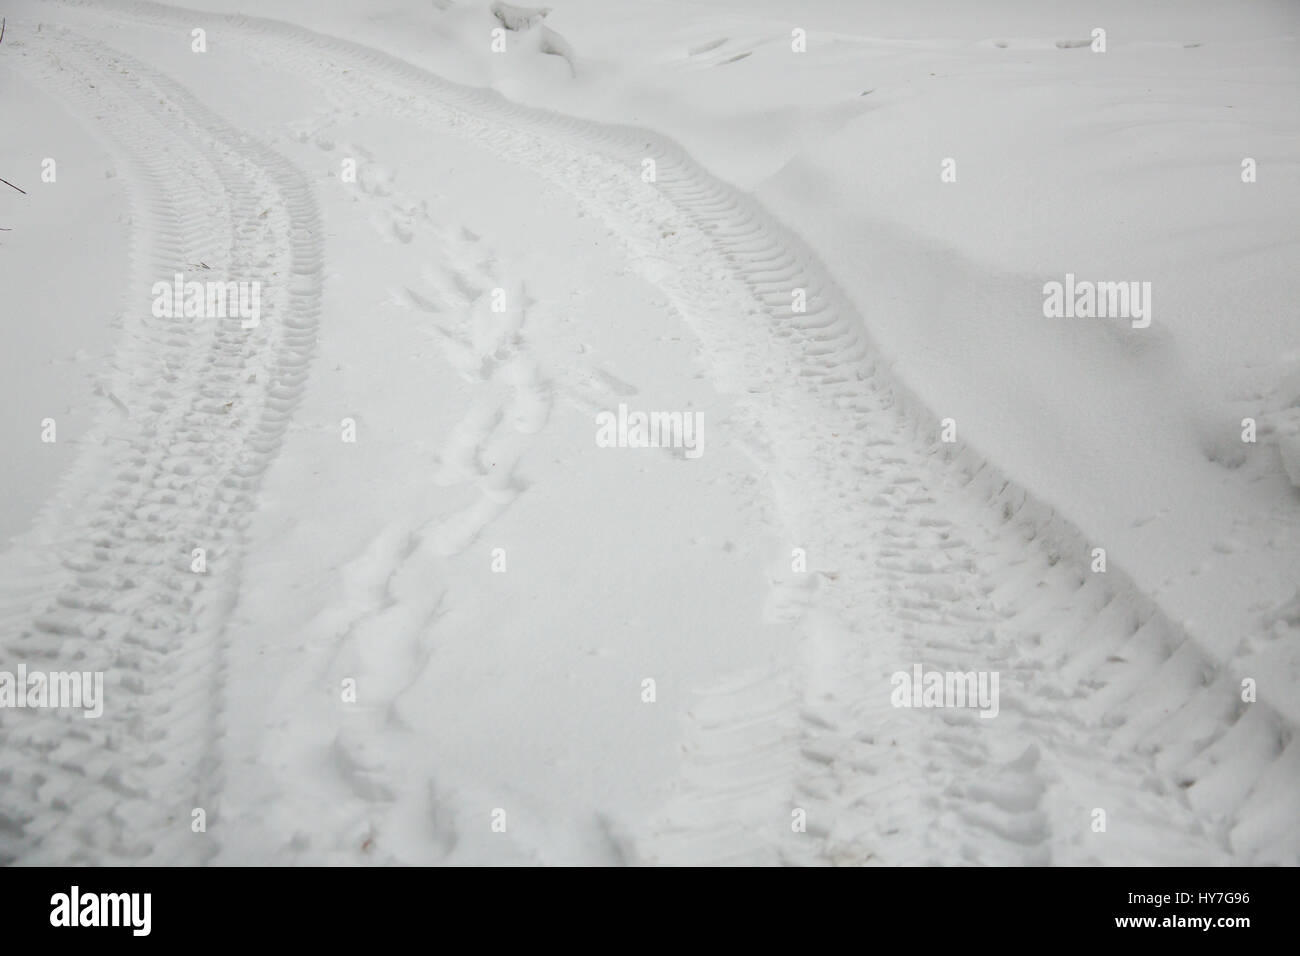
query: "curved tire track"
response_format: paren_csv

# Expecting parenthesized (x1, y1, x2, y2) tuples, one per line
(22, 0, 1300, 864)
(0, 21, 321, 864)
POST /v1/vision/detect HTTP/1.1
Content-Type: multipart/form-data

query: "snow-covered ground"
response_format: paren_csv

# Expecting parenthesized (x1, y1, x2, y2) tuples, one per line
(1, 0, 1297, 865)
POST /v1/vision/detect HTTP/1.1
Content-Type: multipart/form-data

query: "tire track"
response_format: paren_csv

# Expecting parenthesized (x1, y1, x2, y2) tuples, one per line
(0, 22, 321, 864)
(210, 14, 1290, 864)
(28, 0, 1300, 864)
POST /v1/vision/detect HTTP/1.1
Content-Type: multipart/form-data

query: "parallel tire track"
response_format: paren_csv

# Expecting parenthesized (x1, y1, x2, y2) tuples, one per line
(0, 22, 321, 864)
(21, 0, 1300, 864)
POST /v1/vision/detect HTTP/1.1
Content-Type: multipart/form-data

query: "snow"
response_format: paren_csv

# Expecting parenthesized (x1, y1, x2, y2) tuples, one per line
(0, 0, 1296, 865)
(0, 62, 129, 543)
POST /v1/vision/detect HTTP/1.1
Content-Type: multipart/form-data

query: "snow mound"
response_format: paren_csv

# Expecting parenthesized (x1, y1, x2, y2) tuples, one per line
(491, 1, 551, 32)
(490, 0, 576, 75)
